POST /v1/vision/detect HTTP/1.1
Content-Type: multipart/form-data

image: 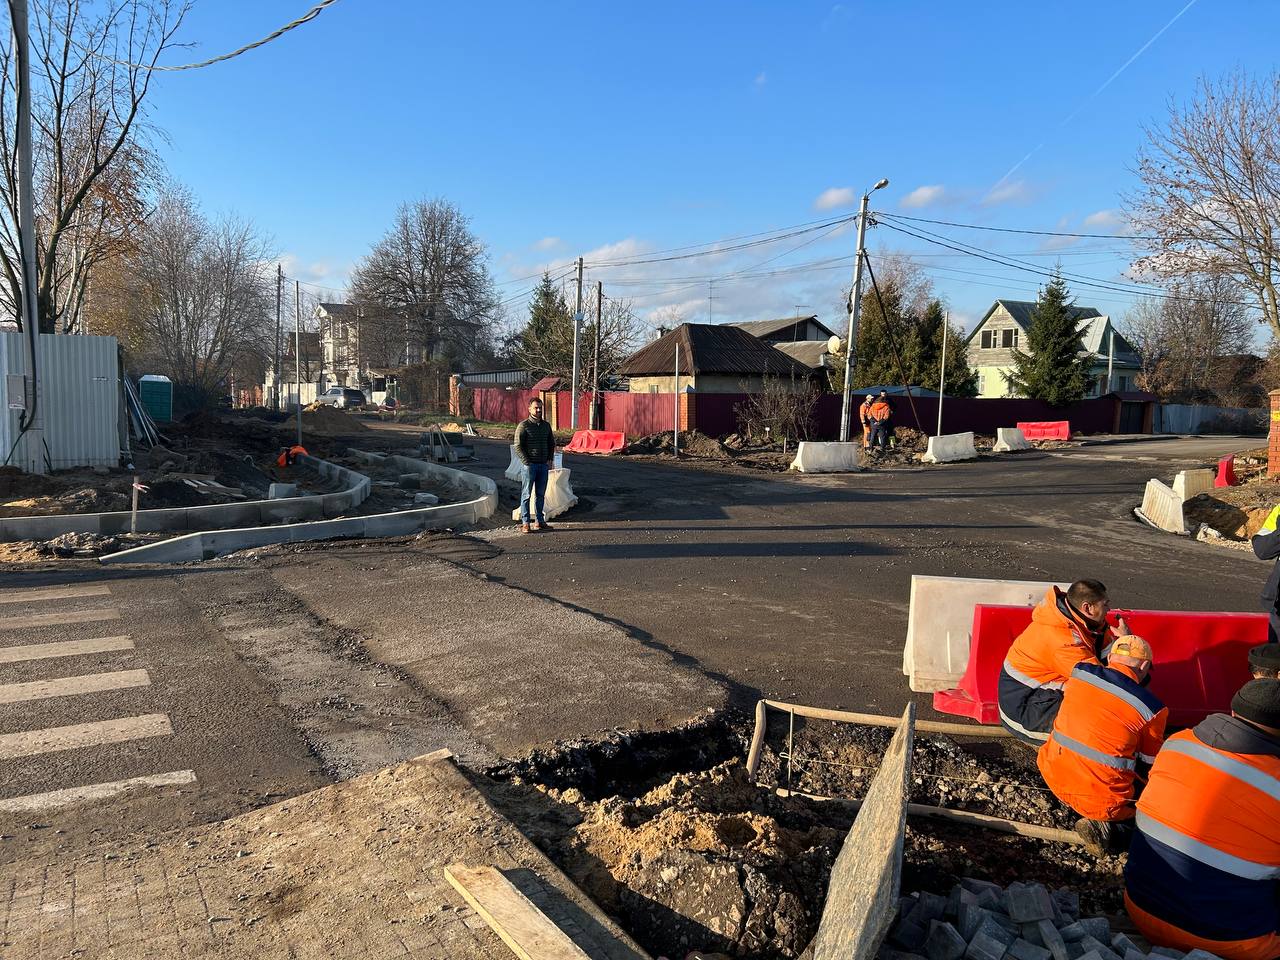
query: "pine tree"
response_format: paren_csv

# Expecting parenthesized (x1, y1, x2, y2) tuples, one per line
(516, 273, 573, 377)
(915, 300, 978, 397)
(1005, 271, 1090, 404)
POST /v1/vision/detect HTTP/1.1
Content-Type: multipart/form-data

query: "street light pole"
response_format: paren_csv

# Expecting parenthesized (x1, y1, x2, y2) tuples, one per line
(838, 178, 888, 442)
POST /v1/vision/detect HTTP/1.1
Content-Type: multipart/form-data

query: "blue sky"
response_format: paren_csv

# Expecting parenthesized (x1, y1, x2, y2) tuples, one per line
(146, 0, 1275, 339)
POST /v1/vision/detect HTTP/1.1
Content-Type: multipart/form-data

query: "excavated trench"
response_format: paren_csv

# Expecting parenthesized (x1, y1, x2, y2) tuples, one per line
(483, 712, 1128, 960)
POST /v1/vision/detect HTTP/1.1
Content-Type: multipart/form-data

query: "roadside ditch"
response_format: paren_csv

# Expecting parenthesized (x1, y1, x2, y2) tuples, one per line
(482, 712, 1125, 960)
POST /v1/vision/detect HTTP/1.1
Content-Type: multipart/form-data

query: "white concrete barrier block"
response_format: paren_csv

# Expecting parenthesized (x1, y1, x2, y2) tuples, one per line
(505, 445, 524, 482)
(992, 427, 1032, 453)
(1139, 478, 1186, 534)
(1172, 468, 1214, 502)
(921, 432, 978, 464)
(789, 441, 862, 473)
(511, 468, 578, 522)
(903, 575, 1067, 692)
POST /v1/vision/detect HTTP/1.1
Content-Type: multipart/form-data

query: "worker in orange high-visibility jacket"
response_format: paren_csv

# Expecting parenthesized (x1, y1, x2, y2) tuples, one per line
(1037, 635, 1167, 854)
(998, 579, 1130, 745)
(1124, 679, 1280, 960)
(276, 444, 307, 468)
(858, 395, 875, 449)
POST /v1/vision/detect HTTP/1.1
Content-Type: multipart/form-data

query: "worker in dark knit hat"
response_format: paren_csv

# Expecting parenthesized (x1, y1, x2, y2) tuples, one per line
(1123, 678, 1280, 960)
(1249, 642, 1280, 680)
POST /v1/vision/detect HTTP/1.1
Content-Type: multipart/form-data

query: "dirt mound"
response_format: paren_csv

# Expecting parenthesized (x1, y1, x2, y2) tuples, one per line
(281, 404, 369, 437)
(1182, 469, 1280, 540)
(622, 431, 732, 459)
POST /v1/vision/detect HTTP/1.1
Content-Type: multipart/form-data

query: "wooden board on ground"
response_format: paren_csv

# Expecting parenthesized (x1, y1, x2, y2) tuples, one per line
(445, 864, 592, 960)
(807, 702, 915, 960)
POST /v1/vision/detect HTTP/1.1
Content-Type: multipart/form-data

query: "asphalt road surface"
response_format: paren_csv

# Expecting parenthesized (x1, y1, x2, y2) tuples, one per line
(0, 427, 1265, 853)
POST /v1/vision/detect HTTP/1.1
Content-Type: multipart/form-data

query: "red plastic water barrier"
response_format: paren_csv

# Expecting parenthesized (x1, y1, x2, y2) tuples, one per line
(1215, 455, 1238, 488)
(563, 430, 626, 454)
(933, 604, 1265, 728)
(1016, 420, 1071, 441)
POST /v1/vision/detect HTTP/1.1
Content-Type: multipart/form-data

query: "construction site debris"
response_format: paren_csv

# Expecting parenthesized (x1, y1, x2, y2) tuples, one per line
(488, 716, 1123, 960)
(37, 531, 150, 557)
(281, 404, 370, 437)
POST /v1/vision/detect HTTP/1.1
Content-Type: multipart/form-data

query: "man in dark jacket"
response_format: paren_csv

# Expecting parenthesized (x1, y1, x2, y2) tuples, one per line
(1250, 504, 1280, 642)
(514, 398, 555, 533)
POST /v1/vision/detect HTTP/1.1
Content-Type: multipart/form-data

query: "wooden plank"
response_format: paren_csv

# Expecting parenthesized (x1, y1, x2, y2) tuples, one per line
(444, 864, 591, 960)
(0, 584, 111, 605)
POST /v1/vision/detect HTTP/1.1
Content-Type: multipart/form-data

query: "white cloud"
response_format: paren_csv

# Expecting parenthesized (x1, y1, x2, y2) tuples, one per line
(533, 236, 561, 251)
(1082, 209, 1126, 230)
(900, 185, 947, 209)
(814, 186, 856, 211)
(981, 180, 1032, 206)
(754, 71, 767, 89)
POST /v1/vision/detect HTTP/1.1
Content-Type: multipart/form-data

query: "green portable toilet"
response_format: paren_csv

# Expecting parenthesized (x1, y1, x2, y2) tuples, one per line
(138, 374, 173, 423)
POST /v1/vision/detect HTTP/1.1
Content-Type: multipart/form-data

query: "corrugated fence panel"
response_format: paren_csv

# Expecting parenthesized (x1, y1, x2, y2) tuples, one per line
(1155, 404, 1265, 435)
(0, 333, 119, 472)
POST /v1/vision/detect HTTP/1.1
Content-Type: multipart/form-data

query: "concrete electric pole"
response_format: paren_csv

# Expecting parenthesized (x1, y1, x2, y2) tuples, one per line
(838, 178, 889, 443)
(570, 257, 584, 430)
(590, 280, 602, 430)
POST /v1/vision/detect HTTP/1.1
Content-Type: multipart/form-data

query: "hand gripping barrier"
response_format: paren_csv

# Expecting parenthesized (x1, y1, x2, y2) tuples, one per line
(1215, 455, 1238, 488)
(563, 430, 625, 454)
(1016, 420, 1071, 441)
(933, 604, 1266, 727)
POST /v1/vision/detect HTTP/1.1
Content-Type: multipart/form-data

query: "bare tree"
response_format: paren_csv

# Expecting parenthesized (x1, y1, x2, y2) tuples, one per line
(122, 186, 274, 398)
(1127, 71, 1280, 336)
(1122, 275, 1257, 402)
(349, 198, 499, 366)
(0, 0, 188, 333)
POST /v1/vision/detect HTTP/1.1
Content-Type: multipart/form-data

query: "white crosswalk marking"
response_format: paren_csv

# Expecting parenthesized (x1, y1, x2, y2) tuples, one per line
(1, 608, 120, 631)
(0, 635, 134, 663)
(0, 770, 196, 813)
(0, 669, 150, 705)
(0, 584, 111, 605)
(0, 713, 172, 760)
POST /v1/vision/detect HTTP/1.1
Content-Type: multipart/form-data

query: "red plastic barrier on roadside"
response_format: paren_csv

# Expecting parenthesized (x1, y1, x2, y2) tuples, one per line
(563, 430, 626, 454)
(1016, 420, 1071, 441)
(933, 604, 1265, 728)
(1215, 455, 1238, 488)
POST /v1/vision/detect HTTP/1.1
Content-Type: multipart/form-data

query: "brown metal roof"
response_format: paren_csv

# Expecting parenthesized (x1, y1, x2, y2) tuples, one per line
(619, 323, 816, 378)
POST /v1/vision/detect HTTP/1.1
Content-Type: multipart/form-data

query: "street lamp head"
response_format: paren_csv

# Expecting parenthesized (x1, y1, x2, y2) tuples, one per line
(873, 178, 890, 191)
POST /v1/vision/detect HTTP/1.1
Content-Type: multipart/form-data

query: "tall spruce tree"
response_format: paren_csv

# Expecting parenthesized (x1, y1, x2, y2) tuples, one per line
(1005, 271, 1090, 404)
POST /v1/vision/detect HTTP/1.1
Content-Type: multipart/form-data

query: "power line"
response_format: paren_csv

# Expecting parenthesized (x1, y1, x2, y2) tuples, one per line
(584, 216, 855, 268)
(580, 213, 856, 266)
(56, 0, 341, 72)
(875, 211, 1238, 245)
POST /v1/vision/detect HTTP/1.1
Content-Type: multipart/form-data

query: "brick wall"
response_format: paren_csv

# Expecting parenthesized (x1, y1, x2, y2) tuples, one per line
(1269, 390, 1280, 477)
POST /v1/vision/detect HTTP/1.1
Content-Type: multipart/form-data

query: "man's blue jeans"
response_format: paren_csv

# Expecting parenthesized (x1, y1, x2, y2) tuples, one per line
(520, 462, 549, 524)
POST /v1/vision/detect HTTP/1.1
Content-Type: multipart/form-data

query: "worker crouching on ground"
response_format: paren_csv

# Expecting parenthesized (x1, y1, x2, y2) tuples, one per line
(1036, 635, 1166, 855)
(276, 444, 307, 467)
(1250, 504, 1280, 643)
(1124, 678, 1280, 960)
(1251, 642, 1280, 680)
(514, 398, 555, 534)
(998, 579, 1130, 744)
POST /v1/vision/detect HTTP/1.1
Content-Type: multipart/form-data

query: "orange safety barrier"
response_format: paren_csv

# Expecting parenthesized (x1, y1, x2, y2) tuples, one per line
(563, 430, 626, 454)
(933, 604, 1265, 727)
(1215, 455, 1238, 488)
(1016, 420, 1071, 441)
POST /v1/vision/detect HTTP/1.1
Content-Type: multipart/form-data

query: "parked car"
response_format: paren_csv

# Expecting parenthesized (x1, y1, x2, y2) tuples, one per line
(316, 387, 367, 409)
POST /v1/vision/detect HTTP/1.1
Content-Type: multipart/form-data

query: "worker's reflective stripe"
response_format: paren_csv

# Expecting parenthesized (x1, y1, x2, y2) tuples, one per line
(1163, 739, 1280, 802)
(1070, 668, 1156, 722)
(1050, 730, 1135, 770)
(1137, 752, 1157, 766)
(1001, 661, 1065, 691)
(998, 705, 1050, 742)
(1136, 811, 1280, 880)
(1100, 640, 1115, 660)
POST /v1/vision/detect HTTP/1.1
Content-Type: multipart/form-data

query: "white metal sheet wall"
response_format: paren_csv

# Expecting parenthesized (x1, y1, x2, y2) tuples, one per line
(0, 333, 120, 473)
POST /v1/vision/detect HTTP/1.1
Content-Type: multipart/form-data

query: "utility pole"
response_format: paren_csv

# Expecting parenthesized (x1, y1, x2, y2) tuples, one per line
(295, 279, 302, 448)
(707, 280, 713, 323)
(11, 0, 44, 473)
(590, 280, 602, 430)
(937, 311, 949, 437)
(673, 341, 680, 457)
(274, 264, 283, 411)
(570, 257, 583, 430)
(839, 178, 889, 442)
(1107, 330, 1115, 394)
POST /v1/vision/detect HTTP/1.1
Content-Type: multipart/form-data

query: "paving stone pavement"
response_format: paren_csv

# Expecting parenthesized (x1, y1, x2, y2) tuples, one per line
(0, 752, 648, 959)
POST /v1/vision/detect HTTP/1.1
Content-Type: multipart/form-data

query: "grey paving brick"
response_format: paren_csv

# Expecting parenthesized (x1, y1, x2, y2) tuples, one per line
(965, 932, 1008, 960)
(1038, 920, 1070, 960)
(1008, 938, 1052, 960)
(1007, 883, 1055, 923)
(926, 921, 969, 960)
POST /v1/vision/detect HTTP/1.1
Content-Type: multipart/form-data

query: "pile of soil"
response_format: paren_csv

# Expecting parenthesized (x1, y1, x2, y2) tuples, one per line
(281, 404, 370, 437)
(487, 716, 1122, 960)
(1181, 456, 1280, 540)
(622, 431, 731, 459)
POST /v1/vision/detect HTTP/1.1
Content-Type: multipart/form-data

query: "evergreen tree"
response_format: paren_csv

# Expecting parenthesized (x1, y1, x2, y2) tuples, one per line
(913, 299, 978, 397)
(1005, 271, 1090, 404)
(516, 273, 573, 377)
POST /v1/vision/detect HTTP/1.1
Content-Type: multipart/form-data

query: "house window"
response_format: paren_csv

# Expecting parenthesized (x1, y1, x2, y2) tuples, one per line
(980, 330, 993, 349)
(1001, 328, 1018, 349)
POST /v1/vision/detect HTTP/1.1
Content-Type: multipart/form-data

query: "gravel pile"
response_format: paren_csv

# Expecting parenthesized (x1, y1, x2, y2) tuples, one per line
(882, 878, 1216, 960)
